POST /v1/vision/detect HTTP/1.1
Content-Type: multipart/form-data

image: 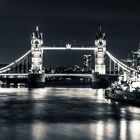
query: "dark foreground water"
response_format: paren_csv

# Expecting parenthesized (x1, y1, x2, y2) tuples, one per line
(0, 87, 140, 140)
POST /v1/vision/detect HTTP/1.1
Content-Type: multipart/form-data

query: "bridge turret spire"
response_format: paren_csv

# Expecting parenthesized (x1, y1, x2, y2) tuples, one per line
(36, 26, 39, 32)
(33, 26, 42, 39)
(99, 26, 101, 32)
(96, 26, 105, 40)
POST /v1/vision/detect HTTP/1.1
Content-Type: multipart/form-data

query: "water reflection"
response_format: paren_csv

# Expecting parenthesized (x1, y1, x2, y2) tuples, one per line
(120, 120, 127, 140)
(0, 87, 139, 139)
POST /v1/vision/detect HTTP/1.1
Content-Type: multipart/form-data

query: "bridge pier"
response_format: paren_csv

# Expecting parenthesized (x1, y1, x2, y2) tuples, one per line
(28, 26, 45, 88)
(28, 73, 45, 88)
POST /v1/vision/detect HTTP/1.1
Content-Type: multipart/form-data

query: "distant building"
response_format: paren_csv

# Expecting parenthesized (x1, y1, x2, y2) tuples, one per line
(83, 55, 91, 72)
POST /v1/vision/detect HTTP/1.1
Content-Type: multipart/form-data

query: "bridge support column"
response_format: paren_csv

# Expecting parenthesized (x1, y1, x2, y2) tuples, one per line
(21, 60, 24, 73)
(109, 58, 112, 74)
(91, 28, 109, 88)
(94, 27, 106, 75)
(113, 63, 116, 75)
(25, 56, 28, 73)
(28, 73, 45, 88)
(28, 26, 45, 88)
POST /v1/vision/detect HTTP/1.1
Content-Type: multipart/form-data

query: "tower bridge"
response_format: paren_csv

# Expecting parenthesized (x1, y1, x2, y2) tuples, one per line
(0, 26, 137, 87)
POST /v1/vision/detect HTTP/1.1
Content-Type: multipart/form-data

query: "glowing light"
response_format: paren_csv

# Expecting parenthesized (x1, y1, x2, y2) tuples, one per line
(31, 28, 43, 74)
(32, 122, 47, 140)
(0, 73, 28, 76)
(129, 120, 140, 140)
(66, 44, 71, 49)
(45, 73, 92, 78)
(29, 88, 48, 99)
(0, 88, 28, 94)
(95, 65, 106, 74)
(89, 121, 104, 140)
(42, 46, 96, 51)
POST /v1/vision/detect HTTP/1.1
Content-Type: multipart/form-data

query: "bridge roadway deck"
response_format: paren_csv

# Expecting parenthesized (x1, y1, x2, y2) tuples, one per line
(0, 73, 118, 80)
(0, 73, 92, 78)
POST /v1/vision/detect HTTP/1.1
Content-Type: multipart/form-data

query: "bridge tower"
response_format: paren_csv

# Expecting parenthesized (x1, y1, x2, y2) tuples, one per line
(132, 43, 140, 72)
(94, 27, 106, 74)
(28, 26, 45, 87)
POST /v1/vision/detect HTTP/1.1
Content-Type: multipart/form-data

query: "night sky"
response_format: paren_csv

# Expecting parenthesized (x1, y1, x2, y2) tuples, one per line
(0, 0, 140, 66)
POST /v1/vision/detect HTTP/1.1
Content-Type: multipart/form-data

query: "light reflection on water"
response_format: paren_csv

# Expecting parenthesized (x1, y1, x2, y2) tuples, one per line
(0, 87, 139, 140)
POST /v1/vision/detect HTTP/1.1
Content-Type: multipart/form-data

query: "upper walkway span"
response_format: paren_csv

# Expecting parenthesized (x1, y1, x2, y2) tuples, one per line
(42, 45, 96, 51)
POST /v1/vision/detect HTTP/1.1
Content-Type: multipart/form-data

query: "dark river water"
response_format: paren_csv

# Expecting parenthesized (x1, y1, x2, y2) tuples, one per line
(0, 87, 140, 140)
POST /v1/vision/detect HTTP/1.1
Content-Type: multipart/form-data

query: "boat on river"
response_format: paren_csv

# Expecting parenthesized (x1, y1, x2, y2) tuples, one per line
(105, 76, 140, 105)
